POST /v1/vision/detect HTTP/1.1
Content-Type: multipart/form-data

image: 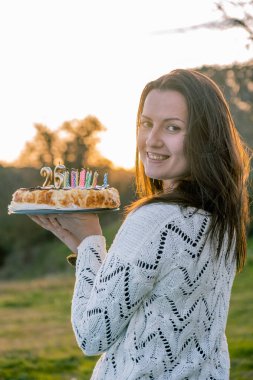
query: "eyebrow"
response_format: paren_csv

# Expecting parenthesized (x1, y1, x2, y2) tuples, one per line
(140, 114, 186, 124)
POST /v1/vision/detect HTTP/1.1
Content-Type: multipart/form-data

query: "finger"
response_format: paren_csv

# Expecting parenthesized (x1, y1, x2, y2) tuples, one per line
(50, 218, 62, 231)
(28, 216, 40, 227)
(30, 215, 50, 223)
(30, 215, 55, 230)
(28, 215, 47, 226)
(62, 214, 98, 223)
(48, 216, 62, 229)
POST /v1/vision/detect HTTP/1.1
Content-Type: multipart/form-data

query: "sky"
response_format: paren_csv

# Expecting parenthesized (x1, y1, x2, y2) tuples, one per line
(0, 0, 252, 169)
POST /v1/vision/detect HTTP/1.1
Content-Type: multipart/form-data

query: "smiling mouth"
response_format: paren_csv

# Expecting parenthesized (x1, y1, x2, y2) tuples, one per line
(147, 152, 169, 161)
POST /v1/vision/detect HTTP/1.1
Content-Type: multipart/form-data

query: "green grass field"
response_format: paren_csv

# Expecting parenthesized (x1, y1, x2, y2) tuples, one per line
(0, 237, 252, 380)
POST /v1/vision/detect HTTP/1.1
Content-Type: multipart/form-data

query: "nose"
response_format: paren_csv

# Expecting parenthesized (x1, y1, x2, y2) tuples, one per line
(146, 126, 164, 148)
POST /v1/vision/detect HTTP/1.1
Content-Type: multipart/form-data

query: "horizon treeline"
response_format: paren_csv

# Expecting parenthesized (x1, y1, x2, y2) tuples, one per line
(1, 61, 253, 170)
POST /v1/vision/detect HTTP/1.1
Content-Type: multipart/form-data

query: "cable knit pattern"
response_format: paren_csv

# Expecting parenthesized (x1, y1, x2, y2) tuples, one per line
(71, 203, 236, 380)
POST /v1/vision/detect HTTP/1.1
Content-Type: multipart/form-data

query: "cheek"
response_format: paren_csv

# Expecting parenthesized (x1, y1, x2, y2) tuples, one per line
(168, 137, 186, 157)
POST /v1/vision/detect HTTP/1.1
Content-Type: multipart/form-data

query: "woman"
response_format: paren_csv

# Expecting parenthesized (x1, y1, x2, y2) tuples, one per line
(30, 69, 252, 379)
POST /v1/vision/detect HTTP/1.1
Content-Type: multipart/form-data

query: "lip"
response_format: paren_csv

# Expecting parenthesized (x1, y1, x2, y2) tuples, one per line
(146, 152, 170, 161)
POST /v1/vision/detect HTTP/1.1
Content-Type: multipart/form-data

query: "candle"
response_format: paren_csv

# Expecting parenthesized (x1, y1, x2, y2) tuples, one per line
(71, 169, 78, 188)
(87, 170, 93, 188)
(64, 169, 70, 188)
(40, 167, 53, 187)
(92, 170, 99, 188)
(103, 172, 108, 187)
(84, 170, 89, 188)
(79, 168, 86, 187)
(85, 169, 90, 188)
(54, 164, 66, 189)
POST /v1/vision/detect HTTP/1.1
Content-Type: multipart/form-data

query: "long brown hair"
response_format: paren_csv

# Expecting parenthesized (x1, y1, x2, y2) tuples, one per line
(126, 69, 252, 272)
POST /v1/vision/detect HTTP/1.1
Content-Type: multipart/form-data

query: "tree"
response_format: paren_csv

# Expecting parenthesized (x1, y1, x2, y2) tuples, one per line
(197, 62, 253, 147)
(13, 115, 113, 169)
(153, 0, 253, 48)
(215, 0, 253, 48)
(58, 115, 110, 169)
(15, 123, 57, 168)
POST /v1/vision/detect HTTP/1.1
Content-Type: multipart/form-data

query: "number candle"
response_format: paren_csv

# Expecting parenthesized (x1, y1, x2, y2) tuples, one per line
(54, 164, 66, 189)
(40, 167, 53, 187)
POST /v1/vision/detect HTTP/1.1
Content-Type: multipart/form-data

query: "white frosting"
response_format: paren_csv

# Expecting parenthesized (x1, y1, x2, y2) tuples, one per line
(8, 201, 83, 213)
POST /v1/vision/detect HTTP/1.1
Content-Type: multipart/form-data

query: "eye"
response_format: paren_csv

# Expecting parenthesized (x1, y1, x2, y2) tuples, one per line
(165, 125, 180, 132)
(140, 120, 153, 128)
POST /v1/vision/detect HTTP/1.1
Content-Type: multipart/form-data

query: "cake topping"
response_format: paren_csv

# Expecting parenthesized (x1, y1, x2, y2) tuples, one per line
(54, 164, 67, 189)
(64, 169, 70, 188)
(40, 166, 53, 187)
(39, 165, 108, 190)
(70, 168, 78, 188)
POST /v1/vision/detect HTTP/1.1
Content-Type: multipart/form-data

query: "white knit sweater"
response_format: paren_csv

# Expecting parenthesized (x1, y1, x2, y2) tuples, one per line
(71, 203, 236, 380)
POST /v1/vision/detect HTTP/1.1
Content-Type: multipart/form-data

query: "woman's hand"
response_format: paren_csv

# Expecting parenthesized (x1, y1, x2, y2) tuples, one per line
(28, 213, 102, 254)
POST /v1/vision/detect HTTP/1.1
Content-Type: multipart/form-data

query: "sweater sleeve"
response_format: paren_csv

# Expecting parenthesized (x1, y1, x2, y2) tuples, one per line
(71, 207, 174, 356)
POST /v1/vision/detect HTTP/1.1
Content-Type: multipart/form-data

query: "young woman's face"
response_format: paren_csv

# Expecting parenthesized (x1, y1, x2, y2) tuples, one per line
(137, 89, 189, 187)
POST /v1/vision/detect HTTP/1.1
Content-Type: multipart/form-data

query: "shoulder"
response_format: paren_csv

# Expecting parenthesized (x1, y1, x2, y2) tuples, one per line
(128, 202, 179, 222)
(116, 203, 211, 247)
(127, 202, 210, 227)
(123, 203, 179, 236)
(109, 203, 211, 269)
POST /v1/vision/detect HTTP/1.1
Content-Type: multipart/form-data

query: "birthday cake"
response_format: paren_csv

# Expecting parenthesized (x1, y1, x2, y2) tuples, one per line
(8, 165, 121, 213)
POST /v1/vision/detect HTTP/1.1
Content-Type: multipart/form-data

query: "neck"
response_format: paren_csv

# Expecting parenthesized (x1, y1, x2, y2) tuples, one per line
(162, 180, 177, 192)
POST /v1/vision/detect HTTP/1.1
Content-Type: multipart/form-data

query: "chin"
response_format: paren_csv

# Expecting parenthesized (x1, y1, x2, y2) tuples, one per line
(143, 165, 173, 181)
(146, 172, 167, 181)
